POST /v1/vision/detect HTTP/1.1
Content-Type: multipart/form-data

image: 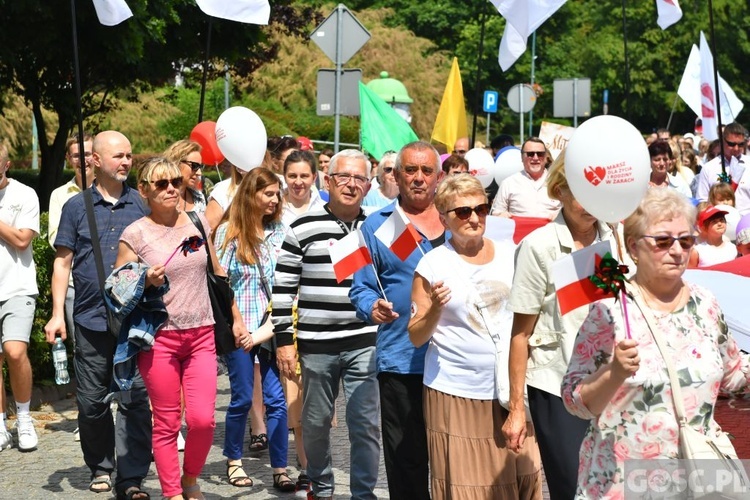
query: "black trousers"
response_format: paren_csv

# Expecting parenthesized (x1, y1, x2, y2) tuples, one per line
(528, 386, 589, 500)
(378, 372, 430, 500)
(73, 323, 152, 494)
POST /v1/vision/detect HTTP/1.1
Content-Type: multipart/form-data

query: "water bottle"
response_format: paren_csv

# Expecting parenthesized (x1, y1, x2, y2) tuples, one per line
(52, 337, 70, 385)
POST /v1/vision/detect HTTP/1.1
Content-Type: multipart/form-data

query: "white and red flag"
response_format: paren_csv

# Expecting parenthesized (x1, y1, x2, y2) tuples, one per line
(491, 0, 568, 71)
(699, 31, 720, 141)
(195, 0, 271, 25)
(551, 241, 614, 315)
(374, 210, 421, 261)
(92, 0, 133, 26)
(655, 0, 682, 30)
(328, 230, 372, 283)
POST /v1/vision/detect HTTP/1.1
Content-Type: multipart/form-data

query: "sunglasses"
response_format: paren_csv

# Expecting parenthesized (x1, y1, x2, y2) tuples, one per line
(383, 167, 394, 174)
(725, 140, 745, 148)
(149, 177, 184, 190)
(523, 151, 546, 158)
(181, 160, 204, 172)
(446, 203, 491, 220)
(641, 234, 696, 250)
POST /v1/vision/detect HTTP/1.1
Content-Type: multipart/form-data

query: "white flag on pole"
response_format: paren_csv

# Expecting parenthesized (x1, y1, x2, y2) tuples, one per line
(490, 0, 568, 71)
(699, 32, 719, 141)
(655, 0, 682, 30)
(677, 44, 744, 125)
(195, 0, 271, 25)
(92, 0, 133, 26)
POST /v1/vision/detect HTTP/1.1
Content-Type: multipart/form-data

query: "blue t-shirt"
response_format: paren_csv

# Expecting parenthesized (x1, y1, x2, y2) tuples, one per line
(55, 183, 147, 331)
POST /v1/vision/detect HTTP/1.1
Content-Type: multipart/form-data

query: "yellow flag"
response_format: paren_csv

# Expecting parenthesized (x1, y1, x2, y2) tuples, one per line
(431, 57, 468, 153)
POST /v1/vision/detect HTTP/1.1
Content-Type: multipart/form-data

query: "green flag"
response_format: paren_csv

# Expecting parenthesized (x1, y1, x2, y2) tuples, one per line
(359, 82, 418, 160)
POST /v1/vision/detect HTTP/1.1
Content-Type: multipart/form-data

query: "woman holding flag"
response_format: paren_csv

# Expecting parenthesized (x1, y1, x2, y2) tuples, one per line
(502, 153, 629, 500)
(408, 174, 542, 499)
(213, 168, 295, 491)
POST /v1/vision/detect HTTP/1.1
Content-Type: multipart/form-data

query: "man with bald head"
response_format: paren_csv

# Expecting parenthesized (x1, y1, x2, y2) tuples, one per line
(44, 131, 152, 499)
(453, 137, 469, 156)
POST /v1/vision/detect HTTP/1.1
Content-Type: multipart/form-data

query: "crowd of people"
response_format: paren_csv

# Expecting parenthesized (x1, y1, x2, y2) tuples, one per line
(0, 121, 748, 500)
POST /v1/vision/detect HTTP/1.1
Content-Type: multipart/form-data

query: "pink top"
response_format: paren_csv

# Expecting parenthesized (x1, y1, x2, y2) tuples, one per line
(121, 214, 214, 331)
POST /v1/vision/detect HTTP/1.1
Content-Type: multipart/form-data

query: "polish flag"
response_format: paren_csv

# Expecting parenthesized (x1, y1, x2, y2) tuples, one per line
(655, 0, 682, 30)
(699, 31, 719, 141)
(328, 230, 372, 283)
(92, 0, 133, 26)
(195, 0, 271, 25)
(551, 241, 614, 315)
(485, 216, 551, 245)
(374, 209, 421, 261)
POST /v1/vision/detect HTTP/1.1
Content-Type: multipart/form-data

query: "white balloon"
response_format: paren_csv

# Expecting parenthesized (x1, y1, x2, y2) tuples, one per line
(494, 147, 523, 186)
(715, 204, 740, 241)
(215, 107, 267, 172)
(565, 116, 651, 223)
(465, 148, 496, 188)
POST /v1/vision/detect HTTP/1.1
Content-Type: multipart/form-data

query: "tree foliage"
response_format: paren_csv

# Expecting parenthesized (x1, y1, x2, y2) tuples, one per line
(0, 0, 315, 210)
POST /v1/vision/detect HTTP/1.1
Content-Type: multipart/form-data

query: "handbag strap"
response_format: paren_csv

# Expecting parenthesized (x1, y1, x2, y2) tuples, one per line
(83, 188, 108, 289)
(186, 211, 214, 274)
(628, 282, 689, 424)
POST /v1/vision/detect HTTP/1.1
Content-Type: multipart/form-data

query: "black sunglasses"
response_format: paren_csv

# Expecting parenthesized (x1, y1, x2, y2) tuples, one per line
(523, 151, 546, 158)
(383, 167, 394, 174)
(181, 160, 204, 172)
(149, 177, 184, 190)
(446, 203, 491, 220)
(641, 234, 696, 250)
(725, 140, 745, 148)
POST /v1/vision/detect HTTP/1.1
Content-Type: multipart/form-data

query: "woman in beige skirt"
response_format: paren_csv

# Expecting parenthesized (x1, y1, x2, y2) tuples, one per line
(408, 174, 542, 499)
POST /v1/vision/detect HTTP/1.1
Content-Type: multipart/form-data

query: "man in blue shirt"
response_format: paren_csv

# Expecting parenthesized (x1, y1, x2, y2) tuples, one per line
(350, 141, 446, 500)
(44, 131, 151, 500)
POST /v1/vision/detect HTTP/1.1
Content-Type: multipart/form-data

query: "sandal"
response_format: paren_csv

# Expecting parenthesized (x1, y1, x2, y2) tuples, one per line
(226, 461, 254, 488)
(88, 475, 112, 493)
(273, 472, 296, 492)
(249, 433, 268, 452)
(117, 486, 150, 500)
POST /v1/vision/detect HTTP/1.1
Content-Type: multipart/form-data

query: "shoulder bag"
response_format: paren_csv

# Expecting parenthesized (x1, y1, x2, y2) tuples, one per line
(187, 212, 236, 355)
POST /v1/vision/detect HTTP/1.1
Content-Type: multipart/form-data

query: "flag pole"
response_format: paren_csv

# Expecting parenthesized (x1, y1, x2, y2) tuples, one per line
(470, 0, 488, 148)
(70, 0, 89, 191)
(707, 0, 726, 174)
(198, 17, 214, 123)
(665, 92, 679, 131)
(369, 263, 389, 302)
(620, 0, 631, 121)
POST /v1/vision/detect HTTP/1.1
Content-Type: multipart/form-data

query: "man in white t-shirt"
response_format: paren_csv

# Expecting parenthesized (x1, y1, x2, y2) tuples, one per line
(0, 141, 40, 452)
(695, 122, 749, 214)
(491, 137, 561, 219)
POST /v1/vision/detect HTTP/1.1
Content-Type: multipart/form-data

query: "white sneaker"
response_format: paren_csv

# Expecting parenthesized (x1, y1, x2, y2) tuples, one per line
(16, 414, 38, 451)
(0, 429, 12, 451)
(177, 430, 185, 452)
(73, 427, 80, 442)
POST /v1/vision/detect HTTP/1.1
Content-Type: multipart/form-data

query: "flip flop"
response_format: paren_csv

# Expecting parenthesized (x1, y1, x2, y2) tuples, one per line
(89, 475, 112, 493)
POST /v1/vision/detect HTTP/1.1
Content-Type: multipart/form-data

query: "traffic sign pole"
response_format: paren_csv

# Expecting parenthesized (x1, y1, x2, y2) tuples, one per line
(334, 4, 343, 153)
(486, 113, 490, 146)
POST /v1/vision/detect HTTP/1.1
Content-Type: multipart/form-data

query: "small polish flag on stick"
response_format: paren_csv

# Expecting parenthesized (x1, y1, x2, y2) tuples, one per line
(551, 241, 616, 316)
(374, 209, 422, 261)
(329, 230, 373, 284)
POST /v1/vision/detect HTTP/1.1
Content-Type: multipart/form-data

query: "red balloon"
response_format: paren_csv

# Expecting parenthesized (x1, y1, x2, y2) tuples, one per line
(190, 121, 225, 165)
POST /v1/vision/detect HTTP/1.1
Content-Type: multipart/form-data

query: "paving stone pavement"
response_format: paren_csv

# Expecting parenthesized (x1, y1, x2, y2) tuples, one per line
(0, 374, 389, 499)
(1, 375, 550, 499)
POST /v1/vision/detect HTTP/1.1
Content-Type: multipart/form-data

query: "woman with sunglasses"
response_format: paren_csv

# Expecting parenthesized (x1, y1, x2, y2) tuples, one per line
(502, 152, 630, 500)
(561, 188, 750, 498)
(408, 174, 542, 499)
(214, 168, 296, 492)
(163, 140, 207, 213)
(115, 157, 245, 500)
(363, 152, 399, 209)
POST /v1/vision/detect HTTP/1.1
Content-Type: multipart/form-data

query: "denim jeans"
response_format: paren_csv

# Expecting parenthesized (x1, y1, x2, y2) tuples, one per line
(300, 346, 380, 500)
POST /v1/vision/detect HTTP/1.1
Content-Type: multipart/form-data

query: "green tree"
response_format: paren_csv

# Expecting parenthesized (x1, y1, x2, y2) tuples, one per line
(0, 0, 315, 210)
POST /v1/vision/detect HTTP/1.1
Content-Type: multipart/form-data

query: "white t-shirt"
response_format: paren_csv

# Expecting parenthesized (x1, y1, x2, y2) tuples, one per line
(281, 186, 325, 229)
(207, 178, 235, 211)
(695, 239, 737, 267)
(491, 169, 561, 219)
(414, 239, 516, 400)
(0, 179, 39, 300)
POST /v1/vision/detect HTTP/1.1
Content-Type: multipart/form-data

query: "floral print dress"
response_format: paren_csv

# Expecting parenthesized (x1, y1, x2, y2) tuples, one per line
(562, 283, 750, 499)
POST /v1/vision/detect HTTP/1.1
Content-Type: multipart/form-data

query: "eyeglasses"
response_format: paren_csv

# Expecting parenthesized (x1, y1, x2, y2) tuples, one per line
(382, 167, 394, 174)
(329, 172, 369, 186)
(69, 152, 93, 159)
(523, 151, 546, 158)
(446, 203, 491, 220)
(181, 160, 204, 172)
(149, 177, 184, 190)
(641, 234, 696, 250)
(725, 140, 745, 148)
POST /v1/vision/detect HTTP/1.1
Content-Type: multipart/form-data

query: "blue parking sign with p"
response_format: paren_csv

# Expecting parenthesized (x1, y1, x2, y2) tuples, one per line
(483, 91, 498, 113)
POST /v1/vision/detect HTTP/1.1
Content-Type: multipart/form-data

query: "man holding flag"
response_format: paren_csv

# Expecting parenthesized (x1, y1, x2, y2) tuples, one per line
(351, 141, 446, 500)
(272, 150, 380, 500)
